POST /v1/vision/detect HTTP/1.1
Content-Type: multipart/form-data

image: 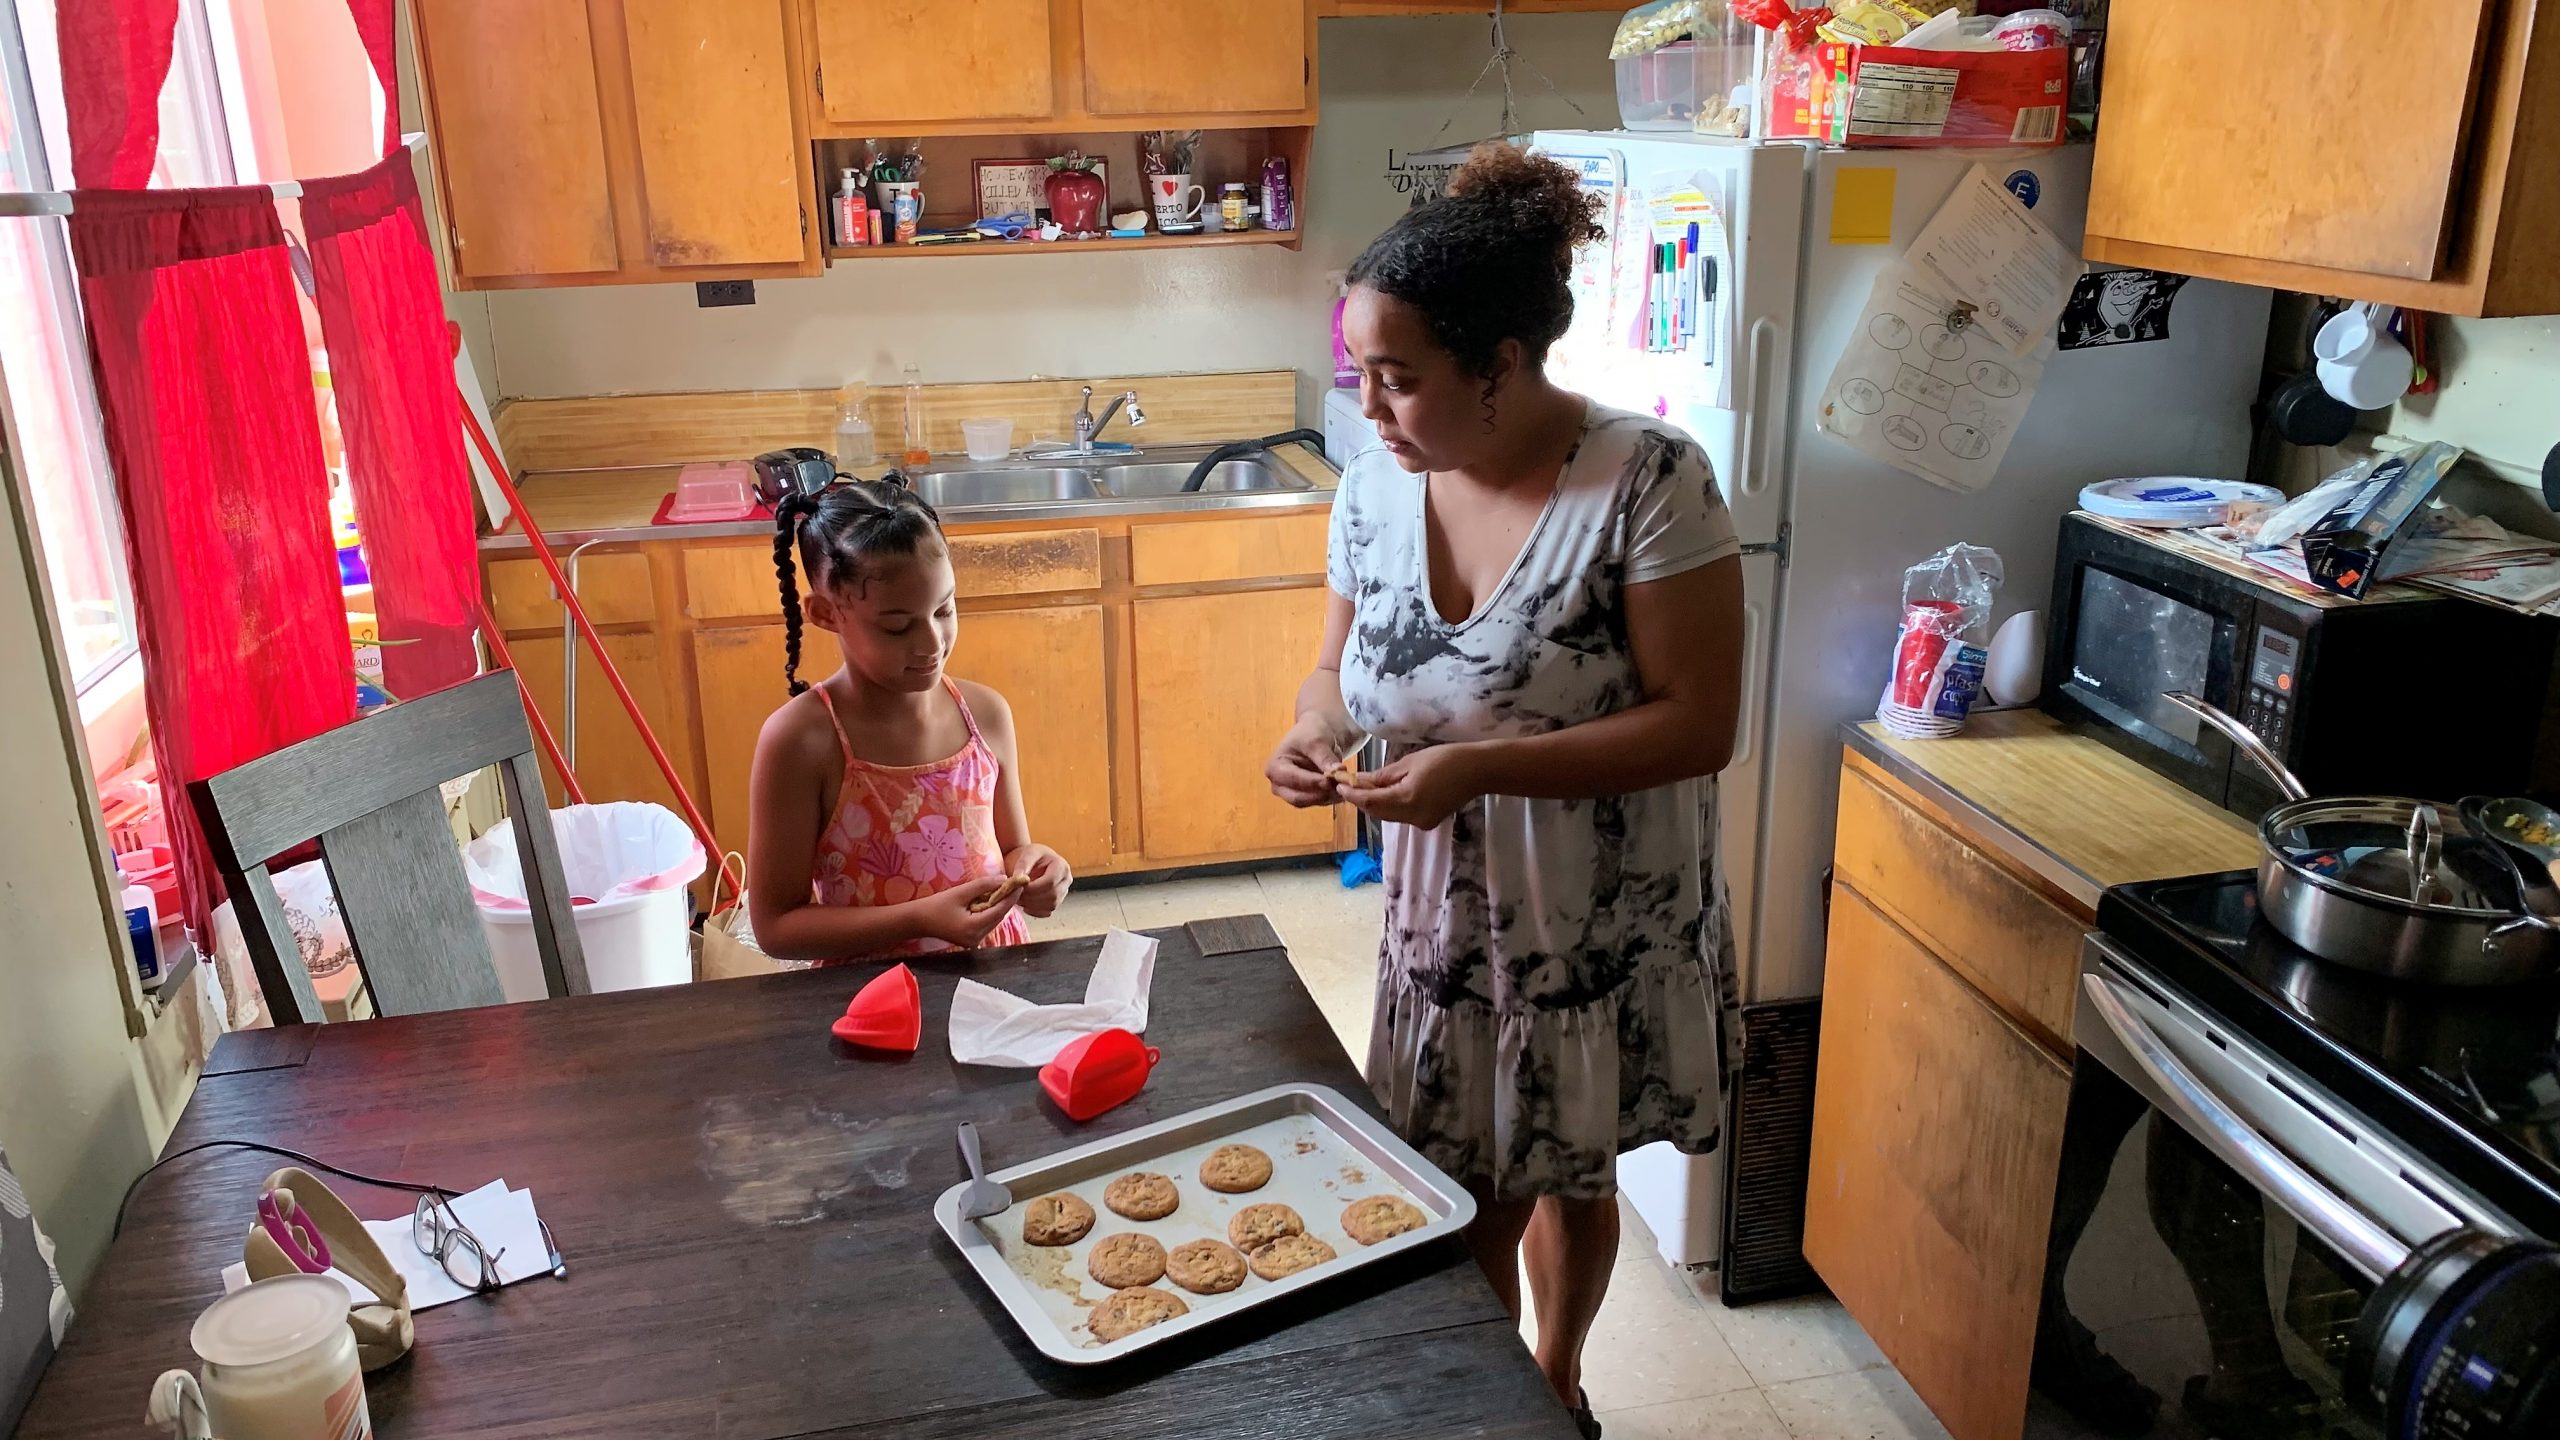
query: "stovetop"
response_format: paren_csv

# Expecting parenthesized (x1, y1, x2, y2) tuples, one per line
(2099, 870, 2560, 1239)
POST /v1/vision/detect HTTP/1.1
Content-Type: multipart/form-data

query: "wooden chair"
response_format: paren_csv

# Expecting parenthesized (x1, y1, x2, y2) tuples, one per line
(191, 671, 589, 1025)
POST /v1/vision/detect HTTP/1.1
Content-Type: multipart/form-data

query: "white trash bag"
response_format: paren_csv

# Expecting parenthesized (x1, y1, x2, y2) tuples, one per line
(464, 802, 705, 997)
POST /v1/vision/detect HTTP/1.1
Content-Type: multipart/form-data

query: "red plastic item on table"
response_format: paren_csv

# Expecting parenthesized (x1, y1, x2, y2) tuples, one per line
(1039, 1027, 1161, 1121)
(831, 963, 922, 1052)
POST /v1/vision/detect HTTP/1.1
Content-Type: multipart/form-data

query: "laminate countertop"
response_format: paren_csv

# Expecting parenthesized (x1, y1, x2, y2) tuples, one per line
(1844, 708, 2262, 918)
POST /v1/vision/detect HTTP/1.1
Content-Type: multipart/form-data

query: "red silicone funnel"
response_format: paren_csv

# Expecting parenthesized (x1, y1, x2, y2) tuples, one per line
(831, 963, 921, 1052)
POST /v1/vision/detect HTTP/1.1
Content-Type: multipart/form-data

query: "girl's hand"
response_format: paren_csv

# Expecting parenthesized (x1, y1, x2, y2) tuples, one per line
(1342, 744, 1482, 830)
(919, 876, 1020, 948)
(1010, 845, 1073, 918)
(1267, 715, 1353, 808)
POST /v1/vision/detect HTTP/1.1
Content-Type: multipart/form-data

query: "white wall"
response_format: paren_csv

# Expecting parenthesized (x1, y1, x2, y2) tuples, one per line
(0, 416, 163, 1296)
(2382, 315, 2556, 493)
(476, 13, 1622, 417)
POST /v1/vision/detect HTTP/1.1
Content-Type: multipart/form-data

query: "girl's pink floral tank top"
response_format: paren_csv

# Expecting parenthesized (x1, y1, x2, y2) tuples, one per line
(809, 681, 1026, 960)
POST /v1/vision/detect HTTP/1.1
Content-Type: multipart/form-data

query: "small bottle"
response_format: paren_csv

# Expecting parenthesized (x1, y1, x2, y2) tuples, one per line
(834, 382, 875, 467)
(1261, 156, 1293, 232)
(1220, 182, 1250, 231)
(833, 167, 869, 247)
(901, 364, 930, 467)
(122, 878, 161, 991)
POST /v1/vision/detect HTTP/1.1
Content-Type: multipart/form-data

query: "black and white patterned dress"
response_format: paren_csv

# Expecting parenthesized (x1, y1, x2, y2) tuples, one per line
(1330, 403, 1743, 1201)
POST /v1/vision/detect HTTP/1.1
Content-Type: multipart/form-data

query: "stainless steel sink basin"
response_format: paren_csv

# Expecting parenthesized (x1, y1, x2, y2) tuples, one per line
(910, 468, 1100, 508)
(1098, 459, 1311, 497)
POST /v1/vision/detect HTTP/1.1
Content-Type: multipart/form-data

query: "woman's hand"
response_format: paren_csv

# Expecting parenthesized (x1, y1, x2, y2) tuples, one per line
(1267, 714, 1354, 809)
(917, 876, 1021, 948)
(1342, 744, 1483, 829)
(1008, 845, 1073, 918)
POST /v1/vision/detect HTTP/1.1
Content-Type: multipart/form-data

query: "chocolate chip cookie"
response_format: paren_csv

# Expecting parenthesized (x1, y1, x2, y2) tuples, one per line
(1164, 1238, 1248, 1295)
(1086, 1232, 1167, 1289)
(1227, 1202, 1304, 1252)
(1340, 1195, 1428, 1246)
(1088, 1286, 1189, 1342)
(1103, 1171, 1179, 1221)
(1020, 1192, 1096, 1247)
(1197, 1143, 1273, 1194)
(1246, 1232, 1336, 1280)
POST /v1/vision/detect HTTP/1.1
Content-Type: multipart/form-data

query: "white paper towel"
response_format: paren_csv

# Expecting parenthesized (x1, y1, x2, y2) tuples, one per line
(949, 928, 1156, 1066)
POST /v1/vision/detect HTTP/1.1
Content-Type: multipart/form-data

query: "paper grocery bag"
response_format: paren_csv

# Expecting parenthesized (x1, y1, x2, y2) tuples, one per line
(695, 853, 780, 980)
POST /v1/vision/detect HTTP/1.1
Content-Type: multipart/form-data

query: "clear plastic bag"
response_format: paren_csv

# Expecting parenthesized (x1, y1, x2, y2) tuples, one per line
(1901, 542, 2005, 639)
(1612, 0, 1703, 59)
(1880, 543, 2004, 737)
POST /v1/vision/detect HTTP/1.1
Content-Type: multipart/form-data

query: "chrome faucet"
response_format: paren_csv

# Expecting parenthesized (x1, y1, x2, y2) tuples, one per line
(1070, 386, 1144, 450)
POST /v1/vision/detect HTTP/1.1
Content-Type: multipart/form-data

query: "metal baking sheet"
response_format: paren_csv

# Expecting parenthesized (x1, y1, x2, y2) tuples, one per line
(933, 1082, 1477, 1364)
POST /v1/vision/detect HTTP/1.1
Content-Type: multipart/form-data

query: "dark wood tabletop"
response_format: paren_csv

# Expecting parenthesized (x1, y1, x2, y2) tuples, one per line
(18, 920, 1575, 1439)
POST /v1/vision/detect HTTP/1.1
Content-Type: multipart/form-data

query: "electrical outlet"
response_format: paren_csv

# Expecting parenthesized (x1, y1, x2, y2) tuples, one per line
(696, 280, 755, 308)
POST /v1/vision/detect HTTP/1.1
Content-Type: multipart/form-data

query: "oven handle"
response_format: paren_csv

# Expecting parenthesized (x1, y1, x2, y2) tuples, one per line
(2082, 972, 2410, 1280)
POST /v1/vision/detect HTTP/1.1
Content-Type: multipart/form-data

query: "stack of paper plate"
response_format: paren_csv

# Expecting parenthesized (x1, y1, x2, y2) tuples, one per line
(2078, 478, 2283, 528)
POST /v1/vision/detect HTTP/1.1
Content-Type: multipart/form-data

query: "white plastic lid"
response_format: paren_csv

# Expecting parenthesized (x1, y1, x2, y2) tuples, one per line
(191, 1275, 349, 1369)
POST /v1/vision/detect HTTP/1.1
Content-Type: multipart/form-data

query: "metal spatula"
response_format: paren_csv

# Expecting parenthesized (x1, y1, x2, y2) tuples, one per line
(955, 1122, 1010, 1220)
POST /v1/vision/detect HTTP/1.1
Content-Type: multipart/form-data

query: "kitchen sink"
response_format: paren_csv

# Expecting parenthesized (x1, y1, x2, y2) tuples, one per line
(909, 468, 1101, 508)
(1098, 459, 1311, 497)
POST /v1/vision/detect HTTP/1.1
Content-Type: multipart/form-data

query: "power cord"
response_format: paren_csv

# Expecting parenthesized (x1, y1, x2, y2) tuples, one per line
(114, 1138, 464, 1241)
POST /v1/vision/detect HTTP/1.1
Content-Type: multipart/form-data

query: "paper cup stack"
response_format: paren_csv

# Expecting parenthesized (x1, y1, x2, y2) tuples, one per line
(1877, 599, 1986, 740)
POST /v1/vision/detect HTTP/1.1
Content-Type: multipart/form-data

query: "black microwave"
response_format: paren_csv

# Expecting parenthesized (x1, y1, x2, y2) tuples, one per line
(2042, 513, 2558, 816)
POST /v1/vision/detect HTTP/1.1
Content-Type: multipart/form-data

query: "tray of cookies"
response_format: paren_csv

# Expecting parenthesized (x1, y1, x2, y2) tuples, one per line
(932, 1082, 1476, 1364)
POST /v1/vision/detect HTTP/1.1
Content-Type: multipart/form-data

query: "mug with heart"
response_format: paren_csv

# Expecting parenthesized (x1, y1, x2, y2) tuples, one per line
(1150, 172, 1205, 228)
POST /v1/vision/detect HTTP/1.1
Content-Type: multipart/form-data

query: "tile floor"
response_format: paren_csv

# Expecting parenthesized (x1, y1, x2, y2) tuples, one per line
(1032, 862, 1956, 1440)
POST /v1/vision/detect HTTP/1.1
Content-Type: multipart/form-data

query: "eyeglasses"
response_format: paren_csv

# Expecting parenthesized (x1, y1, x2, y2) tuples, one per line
(413, 1193, 506, 1293)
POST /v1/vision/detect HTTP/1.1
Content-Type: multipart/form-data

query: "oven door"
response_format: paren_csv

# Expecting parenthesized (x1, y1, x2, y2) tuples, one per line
(2027, 940, 2501, 1439)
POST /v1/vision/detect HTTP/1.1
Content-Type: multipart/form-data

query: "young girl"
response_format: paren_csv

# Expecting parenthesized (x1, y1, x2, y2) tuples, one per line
(747, 480, 1071, 962)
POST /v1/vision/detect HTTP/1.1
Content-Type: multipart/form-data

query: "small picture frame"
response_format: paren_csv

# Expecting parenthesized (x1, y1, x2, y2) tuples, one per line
(973, 157, 1108, 223)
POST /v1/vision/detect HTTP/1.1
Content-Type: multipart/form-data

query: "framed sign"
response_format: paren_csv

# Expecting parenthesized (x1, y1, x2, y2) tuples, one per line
(973, 158, 1109, 222)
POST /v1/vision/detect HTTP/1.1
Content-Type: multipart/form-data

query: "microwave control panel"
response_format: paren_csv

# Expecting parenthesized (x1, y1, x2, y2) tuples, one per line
(2240, 625, 2300, 752)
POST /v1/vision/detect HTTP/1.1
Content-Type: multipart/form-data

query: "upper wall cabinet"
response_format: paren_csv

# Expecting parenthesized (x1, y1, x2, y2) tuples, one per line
(414, 0, 824, 290)
(2084, 0, 2560, 316)
(807, 0, 1057, 128)
(796, 0, 1318, 137)
(1081, 0, 1309, 118)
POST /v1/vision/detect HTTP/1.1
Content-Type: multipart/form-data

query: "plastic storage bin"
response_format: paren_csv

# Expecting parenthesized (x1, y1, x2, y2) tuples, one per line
(1616, 31, 1759, 136)
(464, 802, 706, 998)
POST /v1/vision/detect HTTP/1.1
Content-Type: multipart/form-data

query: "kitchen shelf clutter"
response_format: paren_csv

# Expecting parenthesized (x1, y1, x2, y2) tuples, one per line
(410, 0, 1321, 288)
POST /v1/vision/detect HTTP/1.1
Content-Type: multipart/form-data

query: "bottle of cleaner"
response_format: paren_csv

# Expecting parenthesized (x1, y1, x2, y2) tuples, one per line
(122, 877, 161, 991)
(834, 382, 875, 467)
(834, 168, 869, 247)
(901, 365, 930, 467)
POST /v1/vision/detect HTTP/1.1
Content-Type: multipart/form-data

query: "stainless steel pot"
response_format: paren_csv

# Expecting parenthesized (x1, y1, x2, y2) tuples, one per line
(2165, 693, 2560, 986)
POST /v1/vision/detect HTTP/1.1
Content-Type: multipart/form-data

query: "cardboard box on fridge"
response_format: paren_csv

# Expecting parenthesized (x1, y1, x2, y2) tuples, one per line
(1765, 40, 2067, 148)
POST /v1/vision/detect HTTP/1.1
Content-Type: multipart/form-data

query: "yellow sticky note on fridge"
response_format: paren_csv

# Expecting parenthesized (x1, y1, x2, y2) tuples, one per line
(1830, 169, 1896, 246)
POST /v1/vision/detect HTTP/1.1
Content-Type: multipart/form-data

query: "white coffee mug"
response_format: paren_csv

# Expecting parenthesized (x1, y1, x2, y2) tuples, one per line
(1149, 173, 1205, 226)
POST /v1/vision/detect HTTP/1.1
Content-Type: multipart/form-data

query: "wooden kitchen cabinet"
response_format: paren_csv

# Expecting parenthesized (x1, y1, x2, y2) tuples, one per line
(1802, 720, 2263, 1440)
(1080, 0, 1311, 118)
(1132, 588, 1336, 860)
(1804, 888, 2069, 1440)
(2085, 0, 2560, 315)
(805, 0, 1056, 127)
(948, 605, 1113, 869)
(413, 0, 823, 289)
(510, 631, 690, 819)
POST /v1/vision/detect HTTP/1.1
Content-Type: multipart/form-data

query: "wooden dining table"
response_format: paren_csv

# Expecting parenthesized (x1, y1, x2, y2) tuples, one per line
(18, 919, 1577, 1439)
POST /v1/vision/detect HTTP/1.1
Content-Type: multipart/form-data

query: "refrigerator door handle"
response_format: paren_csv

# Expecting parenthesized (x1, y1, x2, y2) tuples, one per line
(1736, 317, 1780, 498)
(1738, 523, 1789, 564)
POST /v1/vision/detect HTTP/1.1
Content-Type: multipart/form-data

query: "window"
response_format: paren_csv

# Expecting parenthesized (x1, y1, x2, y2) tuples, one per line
(0, 0, 236, 691)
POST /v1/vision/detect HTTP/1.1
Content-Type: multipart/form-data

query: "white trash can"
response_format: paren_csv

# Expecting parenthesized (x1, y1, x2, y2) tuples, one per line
(463, 802, 706, 998)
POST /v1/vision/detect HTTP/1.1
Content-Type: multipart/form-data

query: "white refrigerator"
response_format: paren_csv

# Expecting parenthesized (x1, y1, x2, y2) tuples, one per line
(1527, 133, 2271, 1268)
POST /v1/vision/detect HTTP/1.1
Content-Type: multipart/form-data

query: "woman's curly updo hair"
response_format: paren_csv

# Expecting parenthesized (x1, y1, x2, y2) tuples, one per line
(772, 477, 942, 695)
(1346, 143, 1606, 411)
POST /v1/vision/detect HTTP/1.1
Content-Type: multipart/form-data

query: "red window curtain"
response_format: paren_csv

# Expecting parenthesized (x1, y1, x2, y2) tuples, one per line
(53, 0, 178, 186)
(300, 157, 479, 698)
(68, 189, 354, 934)
(340, 0, 400, 158)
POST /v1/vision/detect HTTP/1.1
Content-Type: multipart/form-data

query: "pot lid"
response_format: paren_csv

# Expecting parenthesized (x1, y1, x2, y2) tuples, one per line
(2268, 798, 2524, 916)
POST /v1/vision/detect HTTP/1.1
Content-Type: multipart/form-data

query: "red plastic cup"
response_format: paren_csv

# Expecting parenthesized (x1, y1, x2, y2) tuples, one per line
(831, 963, 922, 1052)
(1039, 1027, 1160, 1121)
(1890, 600, 1965, 709)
